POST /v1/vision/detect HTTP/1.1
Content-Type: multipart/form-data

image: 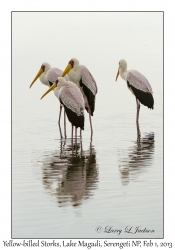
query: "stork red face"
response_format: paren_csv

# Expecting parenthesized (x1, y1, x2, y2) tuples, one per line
(41, 64, 45, 72)
(69, 59, 74, 68)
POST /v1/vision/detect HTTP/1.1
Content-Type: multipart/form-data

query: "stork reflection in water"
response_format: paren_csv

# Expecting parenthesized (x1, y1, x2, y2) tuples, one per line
(41, 139, 98, 207)
(118, 132, 155, 186)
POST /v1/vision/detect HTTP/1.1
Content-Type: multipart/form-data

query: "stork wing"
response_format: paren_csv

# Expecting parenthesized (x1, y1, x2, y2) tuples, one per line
(59, 82, 85, 115)
(80, 66, 98, 96)
(126, 70, 153, 94)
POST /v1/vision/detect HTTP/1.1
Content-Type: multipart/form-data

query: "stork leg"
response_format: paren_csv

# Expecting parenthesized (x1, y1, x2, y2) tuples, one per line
(75, 127, 77, 141)
(80, 138, 83, 154)
(89, 114, 93, 134)
(80, 129, 82, 140)
(136, 98, 140, 124)
(71, 125, 74, 140)
(64, 109, 67, 138)
(58, 105, 63, 138)
(90, 114, 93, 141)
(88, 107, 93, 139)
(74, 127, 77, 150)
(71, 125, 74, 148)
(136, 121, 141, 141)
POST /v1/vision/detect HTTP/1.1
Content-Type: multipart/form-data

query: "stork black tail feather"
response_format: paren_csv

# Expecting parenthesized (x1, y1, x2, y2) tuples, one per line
(127, 81, 154, 109)
(80, 79, 95, 116)
(64, 106, 84, 130)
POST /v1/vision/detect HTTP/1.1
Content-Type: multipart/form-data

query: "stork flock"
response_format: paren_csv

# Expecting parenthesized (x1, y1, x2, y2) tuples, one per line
(30, 58, 154, 141)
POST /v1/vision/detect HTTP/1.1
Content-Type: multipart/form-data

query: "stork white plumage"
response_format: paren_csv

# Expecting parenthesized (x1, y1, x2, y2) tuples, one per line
(61, 58, 97, 138)
(116, 59, 154, 124)
(29, 62, 69, 137)
(41, 77, 85, 140)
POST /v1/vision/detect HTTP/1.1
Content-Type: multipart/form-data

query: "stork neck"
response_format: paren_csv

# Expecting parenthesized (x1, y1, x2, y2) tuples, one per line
(39, 71, 49, 86)
(73, 64, 79, 71)
(120, 69, 127, 80)
(57, 84, 63, 91)
(68, 67, 81, 83)
(54, 84, 63, 98)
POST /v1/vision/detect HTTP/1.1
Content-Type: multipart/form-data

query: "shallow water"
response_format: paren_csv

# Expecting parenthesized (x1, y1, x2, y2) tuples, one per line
(12, 73, 163, 238)
(12, 12, 163, 239)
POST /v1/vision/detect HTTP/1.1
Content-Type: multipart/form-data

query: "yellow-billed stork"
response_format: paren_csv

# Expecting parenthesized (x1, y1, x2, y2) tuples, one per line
(61, 58, 97, 138)
(41, 77, 85, 140)
(116, 59, 154, 124)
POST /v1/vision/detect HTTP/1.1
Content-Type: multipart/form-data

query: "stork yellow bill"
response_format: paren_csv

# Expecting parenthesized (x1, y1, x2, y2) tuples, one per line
(61, 63, 72, 77)
(115, 68, 120, 81)
(30, 68, 43, 88)
(40, 82, 57, 100)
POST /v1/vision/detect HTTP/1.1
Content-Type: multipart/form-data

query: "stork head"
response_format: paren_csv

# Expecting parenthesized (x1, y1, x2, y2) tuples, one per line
(40, 77, 66, 100)
(116, 59, 127, 81)
(70, 58, 79, 69)
(29, 62, 51, 88)
(61, 58, 79, 77)
(41, 62, 51, 72)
